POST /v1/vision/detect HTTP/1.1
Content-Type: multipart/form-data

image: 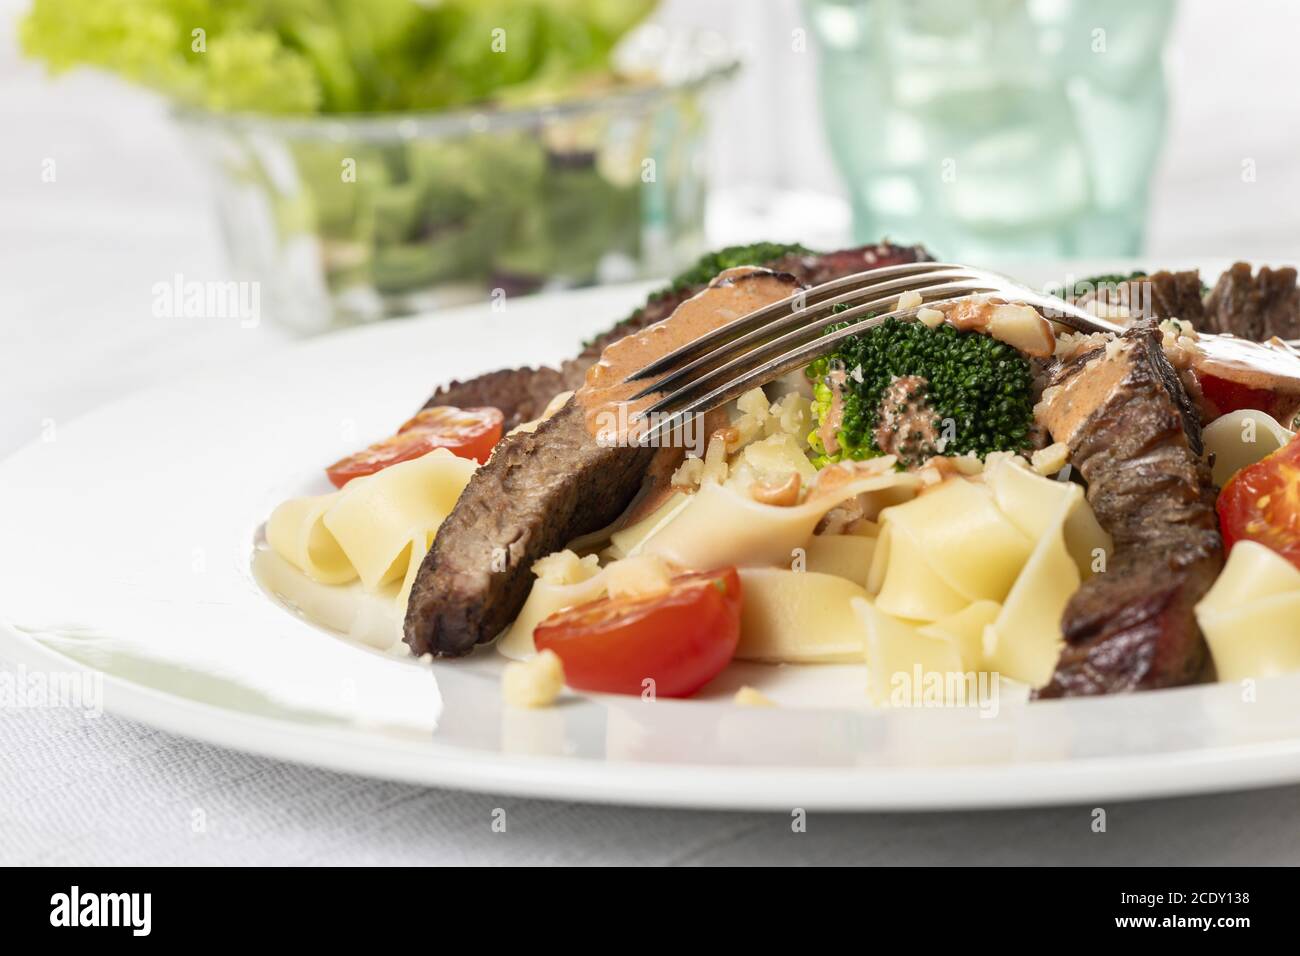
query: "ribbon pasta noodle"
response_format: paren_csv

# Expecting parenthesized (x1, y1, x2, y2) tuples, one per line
(1201, 409, 1295, 487)
(497, 551, 607, 660)
(264, 493, 358, 585)
(265, 449, 477, 607)
(1195, 541, 1300, 680)
(859, 457, 1110, 694)
(853, 598, 966, 706)
(873, 477, 1033, 613)
(505, 469, 909, 664)
(736, 568, 869, 663)
(641, 467, 918, 570)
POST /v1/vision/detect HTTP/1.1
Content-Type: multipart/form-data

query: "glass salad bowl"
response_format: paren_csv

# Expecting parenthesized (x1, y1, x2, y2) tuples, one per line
(175, 45, 736, 334)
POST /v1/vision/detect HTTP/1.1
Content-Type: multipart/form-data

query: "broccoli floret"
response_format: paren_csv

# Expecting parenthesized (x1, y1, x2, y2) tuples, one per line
(651, 241, 813, 301)
(806, 319, 1035, 468)
(1068, 271, 1147, 298)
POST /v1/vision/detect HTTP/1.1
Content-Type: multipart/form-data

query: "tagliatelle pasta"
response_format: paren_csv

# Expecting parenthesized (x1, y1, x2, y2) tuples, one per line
(853, 598, 966, 707)
(504, 465, 909, 666)
(1201, 409, 1295, 487)
(265, 449, 477, 607)
(919, 600, 1000, 672)
(497, 550, 607, 660)
(874, 477, 1033, 609)
(859, 457, 1109, 693)
(870, 523, 971, 621)
(1195, 541, 1300, 681)
(736, 568, 869, 663)
(265, 493, 358, 585)
(641, 465, 919, 571)
(605, 492, 691, 560)
(804, 534, 876, 588)
(979, 456, 1108, 686)
(981, 501, 1081, 687)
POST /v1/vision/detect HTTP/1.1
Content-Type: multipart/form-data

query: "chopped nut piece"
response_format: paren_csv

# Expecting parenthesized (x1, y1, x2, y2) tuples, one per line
(671, 455, 705, 489)
(897, 289, 924, 312)
(750, 472, 802, 507)
(502, 649, 566, 709)
(532, 548, 601, 585)
(1031, 442, 1071, 476)
(711, 424, 742, 453)
(701, 432, 729, 484)
(734, 686, 777, 708)
(605, 553, 673, 600)
(917, 307, 944, 328)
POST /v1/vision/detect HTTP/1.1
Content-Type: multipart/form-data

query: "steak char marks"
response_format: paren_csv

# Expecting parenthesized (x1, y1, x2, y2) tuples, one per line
(1036, 320, 1224, 696)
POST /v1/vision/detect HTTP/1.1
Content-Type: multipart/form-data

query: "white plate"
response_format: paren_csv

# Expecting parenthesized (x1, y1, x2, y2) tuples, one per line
(6, 270, 1300, 811)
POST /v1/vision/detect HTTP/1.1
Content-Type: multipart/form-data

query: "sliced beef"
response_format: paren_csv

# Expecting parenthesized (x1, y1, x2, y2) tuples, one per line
(404, 268, 805, 657)
(1071, 270, 1204, 324)
(418, 242, 934, 428)
(425, 366, 571, 432)
(1035, 320, 1224, 697)
(1146, 270, 1207, 325)
(767, 241, 934, 288)
(404, 399, 659, 657)
(1204, 262, 1300, 340)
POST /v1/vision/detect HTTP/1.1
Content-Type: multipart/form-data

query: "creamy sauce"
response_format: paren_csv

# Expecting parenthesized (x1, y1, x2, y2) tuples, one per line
(874, 374, 940, 465)
(943, 297, 1006, 333)
(576, 267, 800, 443)
(941, 297, 1056, 358)
(1035, 341, 1133, 447)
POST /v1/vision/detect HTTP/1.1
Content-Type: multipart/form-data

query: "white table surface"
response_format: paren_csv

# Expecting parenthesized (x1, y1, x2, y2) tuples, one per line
(4, 1, 1300, 866)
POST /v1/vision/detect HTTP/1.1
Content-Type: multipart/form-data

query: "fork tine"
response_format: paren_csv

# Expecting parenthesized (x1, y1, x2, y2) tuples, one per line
(634, 279, 995, 421)
(624, 265, 981, 402)
(625, 260, 956, 383)
(636, 293, 989, 447)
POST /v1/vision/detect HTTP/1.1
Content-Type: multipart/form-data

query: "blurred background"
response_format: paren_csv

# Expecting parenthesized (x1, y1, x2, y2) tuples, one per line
(2, 0, 1299, 448)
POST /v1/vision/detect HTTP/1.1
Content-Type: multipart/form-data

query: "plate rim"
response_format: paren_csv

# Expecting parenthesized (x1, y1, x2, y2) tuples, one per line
(8, 623, 1300, 811)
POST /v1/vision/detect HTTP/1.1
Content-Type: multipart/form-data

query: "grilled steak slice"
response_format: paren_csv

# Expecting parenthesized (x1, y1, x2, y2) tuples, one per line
(419, 242, 934, 428)
(404, 268, 803, 657)
(404, 399, 659, 657)
(1146, 269, 1207, 325)
(1204, 262, 1300, 340)
(768, 242, 934, 288)
(425, 366, 570, 432)
(1071, 270, 1204, 324)
(1035, 320, 1224, 697)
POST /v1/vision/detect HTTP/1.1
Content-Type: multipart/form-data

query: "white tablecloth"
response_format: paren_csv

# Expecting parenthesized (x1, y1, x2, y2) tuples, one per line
(4, 0, 1300, 865)
(5, 690, 1300, 866)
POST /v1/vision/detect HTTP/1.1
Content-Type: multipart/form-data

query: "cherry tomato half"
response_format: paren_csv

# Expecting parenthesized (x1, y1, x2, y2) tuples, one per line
(1217, 432, 1300, 570)
(325, 406, 503, 488)
(534, 567, 742, 699)
(1198, 370, 1284, 420)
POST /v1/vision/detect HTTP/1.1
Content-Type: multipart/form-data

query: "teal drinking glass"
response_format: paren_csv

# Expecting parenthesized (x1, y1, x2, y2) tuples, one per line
(806, 0, 1176, 258)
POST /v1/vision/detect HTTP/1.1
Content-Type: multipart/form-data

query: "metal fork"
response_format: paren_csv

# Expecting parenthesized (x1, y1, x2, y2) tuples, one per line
(625, 262, 1120, 442)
